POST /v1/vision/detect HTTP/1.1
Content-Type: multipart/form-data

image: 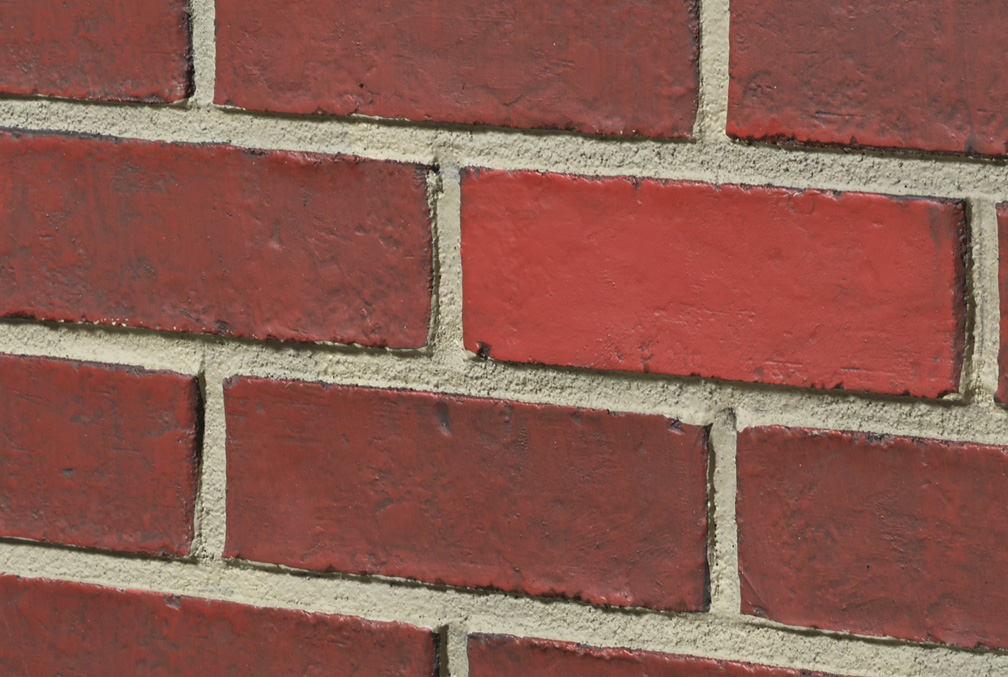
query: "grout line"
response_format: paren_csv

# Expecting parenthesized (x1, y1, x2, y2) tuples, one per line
(443, 622, 470, 677)
(429, 164, 467, 368)
(694, 0, 731, 141)
(188, 0, 217, 107)
(4, 100, 1008, 201)
(0, 543, 1003, 677)
(964, 198, 1001, 403)
(191, 351, 228, 560)
(706, 410, 740, 616)
(3, 320, 1008, 447)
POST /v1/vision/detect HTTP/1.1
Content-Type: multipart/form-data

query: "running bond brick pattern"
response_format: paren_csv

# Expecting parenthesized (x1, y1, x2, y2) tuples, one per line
(0, 355, 199, 557)
(3, 0, 1008, 674)
(0, 131, 433, 347)
(224, 378, 709, 612)
(215, 0, 699, 137)
(0, 0, 191, 102)
(461, 169, 966, 398)
(737, 427, 1008, 650)
(0, 576, 438, 675)
(728, 0, 1008, 156)
(468, 634, 837, 677)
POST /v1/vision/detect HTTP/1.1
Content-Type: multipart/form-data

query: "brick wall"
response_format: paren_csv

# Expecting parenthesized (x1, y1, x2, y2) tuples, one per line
(1, 1, 1006, 675)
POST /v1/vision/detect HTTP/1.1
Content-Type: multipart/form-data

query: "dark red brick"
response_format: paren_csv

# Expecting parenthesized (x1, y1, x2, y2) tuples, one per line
(737, 426, 1008, 650)
(0, 355, 198, 556)
(469, 634, 835, 676)
(215, 0, 698, 138)
(0, 0, 191, 102)
(0, 131, 432, 347)
(997, 204, 1008, 403)
(461, 169, 965, 398)
(224, 379, 708, 612)
(728, 0, 1008, 156)
(0, 575, 437, 675)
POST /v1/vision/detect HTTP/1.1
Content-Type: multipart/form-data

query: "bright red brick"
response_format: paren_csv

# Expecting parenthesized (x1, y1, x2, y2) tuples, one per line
(0, 1, 191, 102)
(468, 634, 836, 676)
(224, 379, 708, 612)
(737, 426, 1008, 650)
(0, 576, 437, 675)
(728, 0, 1008, 156)
(0, 355, 198, 556)
(461, 170, 965, 398)
(997, 204, 1008, 403)
(215, 0, 698, 138)
(0, 131, 432, 347)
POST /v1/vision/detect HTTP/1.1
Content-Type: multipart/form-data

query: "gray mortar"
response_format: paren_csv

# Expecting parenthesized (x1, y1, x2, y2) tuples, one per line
(0, 0, 1006, 674)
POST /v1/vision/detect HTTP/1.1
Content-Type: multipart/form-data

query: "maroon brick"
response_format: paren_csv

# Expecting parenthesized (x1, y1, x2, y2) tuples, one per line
(461, 169, 966, 398)
(224, 379, 708, 612)
(0, 355, 198, 556)
(728, 0, 1008, 156)
(0, 131, 432, 347)
(737, 426, 1008, 650)
(468, 634, 836, 676)
(0, 0, 191, 102)
(997, 204, 1008, 403)
(215, 0, 698, 138)
(0, 575, 437, 675)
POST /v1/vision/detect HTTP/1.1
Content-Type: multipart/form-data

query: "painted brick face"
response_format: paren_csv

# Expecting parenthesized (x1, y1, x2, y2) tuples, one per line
(224, 379, 709, 612)
(0, 576, 438, 675)
(461, 169, 966, 398)
(736, 426, 1008, 650)
(0, 0, 191, 102)
(0, 132, 432, 347)
(215, 0, 699, 138)
(0, 355, 199, 556)
(728, 0, 1008, 156)
(468, 634, 836, 676)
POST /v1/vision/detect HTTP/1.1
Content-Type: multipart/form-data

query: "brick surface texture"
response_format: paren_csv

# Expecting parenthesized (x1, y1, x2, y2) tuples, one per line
(737, 426, 1008, 650)
(224, 378, 709, 612)
(728, 0, 1008, 156)
(0, 576, 438, 675)
(3, 0, 1008, 674)
(462, 169, 966, 398)
(0, 131, 432, 347)
(0, 355, 199, 557)
(0, 0, 191, 102)
(469, 634, 838, 676)
(215, 0, 699, 137)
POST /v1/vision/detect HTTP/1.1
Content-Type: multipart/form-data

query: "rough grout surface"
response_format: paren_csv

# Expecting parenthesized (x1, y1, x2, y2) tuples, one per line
(1, 1, 1006, 675)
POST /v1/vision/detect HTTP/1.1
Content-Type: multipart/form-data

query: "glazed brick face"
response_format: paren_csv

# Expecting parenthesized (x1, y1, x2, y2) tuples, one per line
(0, 0, 191, 102)
(737, 426, 1008, 650)
(0, 576, 438, 675)
(0, 355, 199, 556)
(224, 379, 709, 612)
(215, 0, 699, 138)
(728, 0, 1008, 156)
(461, 169, 966, 398)
(468, 634, 837, 676)
(0, 132, 432, 348)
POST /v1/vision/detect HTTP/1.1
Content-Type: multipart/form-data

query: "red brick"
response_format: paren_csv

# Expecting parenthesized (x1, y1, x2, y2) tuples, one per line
(224, 379, 708, 612)
(737, 426, 1008, 650)
(215, 0, 698, 138)
(728, 0, 1008, 156)
(461, 170, 965, 398)
(0, 1, 191, 103)
(0, 132, 432, 348)
(0, 575, 437, 675)
(0, 355, 198, 556)
(468, 634, 835, 676)
(997, 204, 1008, 403)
